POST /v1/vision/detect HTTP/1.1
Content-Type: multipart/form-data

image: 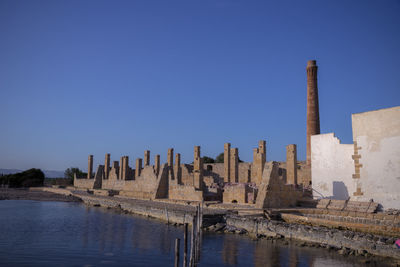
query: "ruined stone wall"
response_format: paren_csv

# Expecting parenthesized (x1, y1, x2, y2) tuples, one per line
(74, 178, 95, 189)
(120, 165, 168, 200)
(256, 162, 303, 209)
(180, 164, 194, 186)
(297, 162, 310, 186)
(238, 163, 251, 183)
(74, 164, 102, 189)
(102, 178, 126, 191)
(203, 163, 225, 185)
(223, 183, 256, 204)
(169, 184, 203, 202)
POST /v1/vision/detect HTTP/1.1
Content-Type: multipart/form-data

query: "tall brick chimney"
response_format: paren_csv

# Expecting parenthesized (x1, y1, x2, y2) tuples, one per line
(306, 60, 320, 166)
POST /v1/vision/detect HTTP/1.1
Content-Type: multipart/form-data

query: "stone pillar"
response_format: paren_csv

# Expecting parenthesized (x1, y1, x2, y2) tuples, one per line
(167, 148, 174, 167)
(258, 140, 266, 163)
(174, 153, 181, 184)
(154, 154, 160, 176)
(252, 148, 259, 182)
(121, 156, 129, 180)
(255, 154, 265, 185)
(230, 148, 238, 183)
(119, 156, 124, 180)
(286, 144, 298, 185)
(193, 146, 203, 190)
(144, 150, 150, 166)
(135, 158, 142, 178)
(104, 153, 110, 179)
(87, 155, 93, 179)
(306, 60, 320, 166)
(224, 143, 231, 183)
(253, 148, 259, 164)
(167, 148, 174, 179)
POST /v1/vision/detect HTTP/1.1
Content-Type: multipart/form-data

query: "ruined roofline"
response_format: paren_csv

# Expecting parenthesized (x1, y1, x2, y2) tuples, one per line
(311, 132, 353, 145)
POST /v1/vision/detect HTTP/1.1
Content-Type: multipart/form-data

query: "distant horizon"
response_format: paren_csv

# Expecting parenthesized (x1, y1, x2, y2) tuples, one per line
(1, 0, 399, 171)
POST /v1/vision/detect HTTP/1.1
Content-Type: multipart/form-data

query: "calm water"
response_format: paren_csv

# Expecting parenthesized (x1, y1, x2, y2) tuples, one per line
(0, 200, 386, 267)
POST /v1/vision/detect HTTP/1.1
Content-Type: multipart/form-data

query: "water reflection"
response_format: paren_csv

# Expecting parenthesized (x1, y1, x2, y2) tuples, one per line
(0, 200, 390, 267)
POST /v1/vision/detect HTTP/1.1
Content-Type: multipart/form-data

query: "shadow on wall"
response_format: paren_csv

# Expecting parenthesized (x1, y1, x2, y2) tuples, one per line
(332, 181, 349, 200)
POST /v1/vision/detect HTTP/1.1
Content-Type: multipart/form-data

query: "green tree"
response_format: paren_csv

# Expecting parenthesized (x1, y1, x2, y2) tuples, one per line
(0, 168, 45, 188)
(214, 152, 243, 163)
(215, 153, 224, 163)
(64, 168, 86, 179)
(202, 156, 215, 164)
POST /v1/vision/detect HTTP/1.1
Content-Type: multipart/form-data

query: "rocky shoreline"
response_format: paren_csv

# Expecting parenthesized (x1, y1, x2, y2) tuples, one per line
(2, 187, 400, 265)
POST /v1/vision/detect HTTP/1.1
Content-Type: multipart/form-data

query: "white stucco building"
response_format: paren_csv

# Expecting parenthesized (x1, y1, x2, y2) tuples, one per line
(311, 106, 400, 210)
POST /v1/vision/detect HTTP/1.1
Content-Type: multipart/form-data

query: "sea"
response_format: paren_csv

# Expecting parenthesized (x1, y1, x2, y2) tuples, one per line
(0, 200, 387, 267)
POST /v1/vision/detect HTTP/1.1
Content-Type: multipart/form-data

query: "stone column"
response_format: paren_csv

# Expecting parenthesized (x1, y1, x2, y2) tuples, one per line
(253, 148, 259, 164)
(224, 143, 231, 183)
(119, 156, 124, 180)
(167, 148, 174, 167)
(258, 140, 266, 163)
(306, 60, 320, 165)
(87, 155, 93, 179)
(144, 150, 150, 166)
(286, 144, 298, 185)
(121, 156, 129, 180)
(155, 154, 160, 176)
(135, 158, 142, 178)
(167, 148, 174, 179)
(252, 148, 259, 182)
(104, 153, 110, 179)
(174, 153, 181, 184)
(230, 148, 238, 183)
(193, 146, 203, 190)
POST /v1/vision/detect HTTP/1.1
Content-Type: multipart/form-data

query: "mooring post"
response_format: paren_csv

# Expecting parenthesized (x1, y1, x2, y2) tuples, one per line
(165, 207, 169, 224)
(196, 204, 200, 262)
(175, 238, 180, 267)
(184, 223, 188, 267)
(199, 203, 203, 260)
(189, 215, 195, 267)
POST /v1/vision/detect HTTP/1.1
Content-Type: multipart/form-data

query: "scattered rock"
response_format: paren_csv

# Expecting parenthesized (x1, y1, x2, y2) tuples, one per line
(214, 223, 226, 232)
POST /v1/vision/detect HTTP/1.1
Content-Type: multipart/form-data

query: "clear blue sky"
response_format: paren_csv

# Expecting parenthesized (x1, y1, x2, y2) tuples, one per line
(1, 0, 399, 172)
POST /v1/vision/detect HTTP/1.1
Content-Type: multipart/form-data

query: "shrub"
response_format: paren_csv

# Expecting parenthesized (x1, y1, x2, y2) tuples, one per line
(0, 168, 45, 188)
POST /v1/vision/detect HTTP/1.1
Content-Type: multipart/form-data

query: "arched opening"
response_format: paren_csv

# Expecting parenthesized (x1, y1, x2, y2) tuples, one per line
(231, 200, 238, 203)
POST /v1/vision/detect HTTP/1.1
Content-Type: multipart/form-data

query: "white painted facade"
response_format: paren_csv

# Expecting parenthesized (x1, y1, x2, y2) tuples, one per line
(312, 106, 400, 210)
(311, 133, 354, 200)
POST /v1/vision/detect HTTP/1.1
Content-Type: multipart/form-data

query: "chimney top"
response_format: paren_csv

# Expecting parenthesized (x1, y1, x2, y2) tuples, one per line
(307, 60, 317, 67)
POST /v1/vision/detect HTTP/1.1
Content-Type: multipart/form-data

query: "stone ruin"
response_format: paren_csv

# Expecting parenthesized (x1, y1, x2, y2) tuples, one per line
(72, 59, 343, 209)
(74, 140, 310, 208)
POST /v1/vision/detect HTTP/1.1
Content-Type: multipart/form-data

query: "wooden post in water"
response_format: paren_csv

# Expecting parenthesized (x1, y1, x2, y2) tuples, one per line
(175, 238, 180, 267)
(198, 203, 203, 260)
(165, 207, 169, 224)
(189, 215, 196, 267)
(184, 223, 188, 267)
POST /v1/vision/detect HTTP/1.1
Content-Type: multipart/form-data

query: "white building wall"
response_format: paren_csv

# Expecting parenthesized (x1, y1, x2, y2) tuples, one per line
(311, 133, 354, 200)
(311, 106, 400, 210)
(352, 106, 400, 209)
